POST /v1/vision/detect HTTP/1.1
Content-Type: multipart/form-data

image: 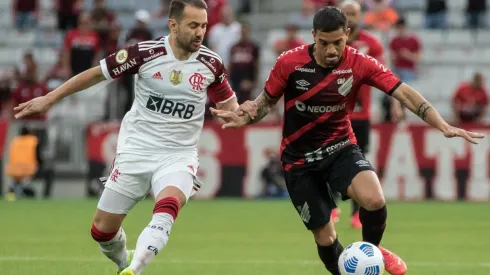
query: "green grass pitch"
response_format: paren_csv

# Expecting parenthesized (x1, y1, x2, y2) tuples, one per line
(0, 199, 488, 274)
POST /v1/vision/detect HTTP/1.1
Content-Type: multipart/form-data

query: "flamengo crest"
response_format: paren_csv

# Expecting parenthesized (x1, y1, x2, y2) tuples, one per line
(189, 72, 205, 91)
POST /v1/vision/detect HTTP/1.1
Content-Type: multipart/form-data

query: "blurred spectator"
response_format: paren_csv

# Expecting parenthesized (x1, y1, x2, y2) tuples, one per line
(11, 52, 49, 121)
(63, 13, 101, 77)
(261, 149, 287, 198)
(44, 50, 70, 84)
(104, 22, 122, 56)
(307, 0, 338, 9)
(15, 50, 38, 83)
(383, 17, 421, 123)
(363, 0, 398, 31)
(90, 0, 116, 45)
(452, 72, 488, 123)
(389, 18, 422, 84)
(425, 0, 448, 29)
(466, 0, 487, 29)
(208, 5, 241, 68)
(56, 0, 83, 32)
(10, 52, 55, 199)
(0, 72, 14, 119)
(290, 0, 316, 29)
(12, 0, 39, 32)
(228, 22, 260, 102)
(153, 0, 171, 18)
(362, 0, 393, 10)
(205, 0, 228, 35)
(5, 126, 39, 200)
(273, 23, 306, 56)
(126, 10, 154, 47)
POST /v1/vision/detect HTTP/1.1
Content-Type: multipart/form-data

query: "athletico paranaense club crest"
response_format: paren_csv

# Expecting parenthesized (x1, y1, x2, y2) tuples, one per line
(170, 70, 183, 86)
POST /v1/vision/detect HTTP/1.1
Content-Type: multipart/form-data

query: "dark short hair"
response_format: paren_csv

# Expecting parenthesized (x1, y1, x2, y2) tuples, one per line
(313, 6, 348, 32)
(169, 0, 208, 21)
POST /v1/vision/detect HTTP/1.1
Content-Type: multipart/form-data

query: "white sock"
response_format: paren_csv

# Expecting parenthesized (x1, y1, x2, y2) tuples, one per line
(128, 213, 174, 274)
(97, 227, 129, 270)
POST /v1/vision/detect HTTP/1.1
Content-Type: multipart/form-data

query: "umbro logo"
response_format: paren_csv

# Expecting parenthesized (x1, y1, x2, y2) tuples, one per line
(356, 160, 370, 167)
(296, 79, 310, 91)
(152, 72, 163, 80)
(296, 202, 311, 223)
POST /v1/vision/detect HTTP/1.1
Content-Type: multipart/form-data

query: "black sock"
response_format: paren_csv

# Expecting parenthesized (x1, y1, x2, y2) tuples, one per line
(359, 205, 387, 246)
(351, 200, 360, 216)
(317, 237, 344, 275)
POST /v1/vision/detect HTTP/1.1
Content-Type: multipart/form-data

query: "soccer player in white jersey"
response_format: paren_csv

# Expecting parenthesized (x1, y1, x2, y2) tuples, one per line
(13, 1, 255, 274)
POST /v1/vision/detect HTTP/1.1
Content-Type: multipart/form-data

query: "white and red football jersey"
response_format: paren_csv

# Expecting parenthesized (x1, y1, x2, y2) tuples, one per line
(100, 35, 236, 153)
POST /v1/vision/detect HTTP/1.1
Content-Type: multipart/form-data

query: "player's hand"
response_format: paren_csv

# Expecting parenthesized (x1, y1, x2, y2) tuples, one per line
(235, 100, 257, 120)
(442, 125, 485, 144)
(13, 95, 54, 119)
(209, 107, 248, 129)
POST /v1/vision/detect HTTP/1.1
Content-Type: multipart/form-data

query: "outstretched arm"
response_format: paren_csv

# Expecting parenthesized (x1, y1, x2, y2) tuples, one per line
(210, 90, 281, 128)
(244, 90, 281, 125)
(391, 83, 484, 143)
(14, 66, 107, 119)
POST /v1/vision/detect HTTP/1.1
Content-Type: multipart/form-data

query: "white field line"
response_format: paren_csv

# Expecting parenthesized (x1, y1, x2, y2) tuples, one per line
(0, 256, 489, 267)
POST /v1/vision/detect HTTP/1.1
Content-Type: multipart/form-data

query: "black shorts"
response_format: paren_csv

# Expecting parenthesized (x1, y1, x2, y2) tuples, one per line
(351, 119, 370, 153)
(284, 142, 374, 230)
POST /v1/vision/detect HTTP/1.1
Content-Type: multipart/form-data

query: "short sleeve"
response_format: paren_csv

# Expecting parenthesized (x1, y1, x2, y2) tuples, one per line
(264, 55, 287, 98)
(207, 65, 236, 104)
(361, 54, 401, 95)
(100, 44, 142, 80)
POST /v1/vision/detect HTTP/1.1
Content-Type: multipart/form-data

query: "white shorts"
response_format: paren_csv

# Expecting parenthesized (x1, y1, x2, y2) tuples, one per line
(102, 151, 201, 202)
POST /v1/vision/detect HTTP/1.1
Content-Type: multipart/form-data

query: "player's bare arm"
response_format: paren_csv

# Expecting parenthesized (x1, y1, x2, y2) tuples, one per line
(210, 90, 279, 128)
(14, 66, 106, 119)
(391, 83, 485, 144)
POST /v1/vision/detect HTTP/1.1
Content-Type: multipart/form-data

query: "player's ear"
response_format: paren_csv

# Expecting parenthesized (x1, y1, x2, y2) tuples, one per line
(345, 28, 351, 38)
(311, 29, 316, 40)
(168, 17, 178, 33)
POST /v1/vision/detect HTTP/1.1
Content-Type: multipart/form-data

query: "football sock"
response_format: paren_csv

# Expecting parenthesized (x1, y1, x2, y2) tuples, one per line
(91, 225, 129, 269)
(359, 205, 387, 246)
(317, 237, 344, 275)
(128, 197, 180, 274)
(351, 200, 360, 216)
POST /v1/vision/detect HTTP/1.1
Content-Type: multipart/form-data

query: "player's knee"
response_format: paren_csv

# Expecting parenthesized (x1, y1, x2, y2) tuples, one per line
(361, 194, 386, 211)
(312, 223, 337, 246)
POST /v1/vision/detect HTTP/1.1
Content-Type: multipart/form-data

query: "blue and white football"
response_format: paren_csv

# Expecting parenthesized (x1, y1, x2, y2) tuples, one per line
(338, 241, 384, 275)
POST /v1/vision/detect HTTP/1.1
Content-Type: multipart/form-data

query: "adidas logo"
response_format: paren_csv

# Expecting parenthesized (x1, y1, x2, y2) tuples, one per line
(152, 72, 163, 80)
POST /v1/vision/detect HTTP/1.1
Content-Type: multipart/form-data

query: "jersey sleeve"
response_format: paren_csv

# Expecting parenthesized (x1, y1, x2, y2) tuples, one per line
(207, 65, 236, 104)
(99, 38, 167, 80)
(99, 44, 141, 80)
(264, 55, 288, 98)
(360, 54, 401, 95)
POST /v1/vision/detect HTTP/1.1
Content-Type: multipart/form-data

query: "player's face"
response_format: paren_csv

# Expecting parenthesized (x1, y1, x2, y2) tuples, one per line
(342, 5, 361, 32)
(313, 28, 350, 67)
(175, 6, 208, 53)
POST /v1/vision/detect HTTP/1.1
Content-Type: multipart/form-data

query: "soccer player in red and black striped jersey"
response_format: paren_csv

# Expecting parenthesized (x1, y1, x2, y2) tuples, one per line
(211, 6, 484, 275)
(334, 0, 404, 229)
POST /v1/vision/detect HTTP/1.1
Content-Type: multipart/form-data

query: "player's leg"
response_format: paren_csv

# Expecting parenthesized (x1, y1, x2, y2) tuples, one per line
(350, 119, 371, 229)
(331, 146, 407, 275)
(285, 167, 343, 275)
(92, 187, 138, 271)
(126, 170, 195, 274)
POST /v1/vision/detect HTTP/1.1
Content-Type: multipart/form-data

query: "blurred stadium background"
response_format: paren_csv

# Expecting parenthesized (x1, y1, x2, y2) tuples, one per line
(0, 0, 489, 274)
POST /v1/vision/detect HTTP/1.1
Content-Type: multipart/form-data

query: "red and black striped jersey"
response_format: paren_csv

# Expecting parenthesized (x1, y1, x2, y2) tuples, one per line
(264, 44, 401, 171)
